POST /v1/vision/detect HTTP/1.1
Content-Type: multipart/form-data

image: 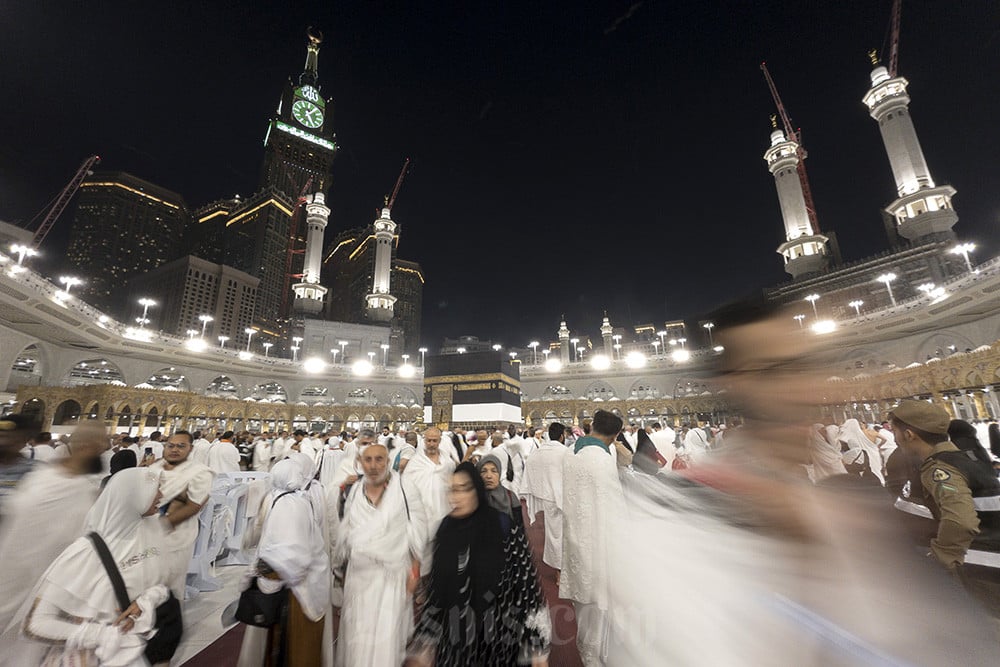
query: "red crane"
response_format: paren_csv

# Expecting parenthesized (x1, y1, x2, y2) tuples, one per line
(280, 175, 314, 319)
(887, 0, 902, 77)
(29, 155, 101, 249)
(385, 158, 411, 211)
(760, 62, 820, 232)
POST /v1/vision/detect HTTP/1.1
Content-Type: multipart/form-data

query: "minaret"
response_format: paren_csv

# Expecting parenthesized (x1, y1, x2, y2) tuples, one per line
(292, 192, 329, 315)
(558, 318, 570, 365)
(600, 313, 613, 357)
(365, 206, 397, 322)
(862, 53, 958, 243)
(763, 118, 830, 279)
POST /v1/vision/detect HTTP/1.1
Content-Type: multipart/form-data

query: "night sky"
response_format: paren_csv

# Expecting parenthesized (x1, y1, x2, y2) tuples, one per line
(2, 1, 998, 349)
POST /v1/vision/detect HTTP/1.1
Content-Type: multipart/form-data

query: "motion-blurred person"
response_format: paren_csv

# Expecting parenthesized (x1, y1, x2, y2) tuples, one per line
(20, 431, 55, 462)
(806, 423, 847, 482)
(889, 402, 1000, 571)
(4, 468, 172, 666)
(0, 414, 41, 517)
(648, 422, 677, 469)
(401, 427, 454, 577)
(522, 422, 570, 572)
(560, 409, 625, 666)
(394, 431, 418, 472)
(148, 430, 214, 600)
(333, 441, 426, 666)
(991, 422, 1000, 461)
(100, 448, 137, 491)
(837, 418, 885, 485)
(207, 430, 240, 473)
(0, 421, 105, 639)
(407, 462, 550, 666)
(238, 456, 332, 667)
(949, 419, 994, 464)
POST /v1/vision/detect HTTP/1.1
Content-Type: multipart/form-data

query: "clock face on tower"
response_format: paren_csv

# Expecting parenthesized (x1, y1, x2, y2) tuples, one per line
(292, 100, 324, 129)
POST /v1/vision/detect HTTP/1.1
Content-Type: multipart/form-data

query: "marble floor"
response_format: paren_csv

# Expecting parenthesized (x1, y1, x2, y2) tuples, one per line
(174, 566, 244, 665)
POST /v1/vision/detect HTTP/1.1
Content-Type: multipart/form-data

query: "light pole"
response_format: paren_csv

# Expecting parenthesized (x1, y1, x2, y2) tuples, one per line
(198, 314, 214, 338)
(456, 347, 467, 354)
(262, 342, 273, 357)
(9, 244, 38, 266)
(612, 334, 622, 359)
(917, 283, 935, 296)
(330, 348, 339, 364)
(218, 335, 229, 349)
(381, 343, 390, 367)
(186, 329, 198, 339)
(702, 322, 715, 346)
(577, 349, 584, 362)
(804, 293, 820, 318)
(418, 347, 427, 366)
(657, 330, 667, 352)
(367, 351, 376, 368)
(793, 314, 806, 329)
(542, 349, 551, 363)
(876, 272, 898, 307)
(652, 340, 660, 356)
(291, 345, 300, 362)
(613, 343, 622, 359)
(244, 328, 257, 352)
(510, 351, 518, 360)
(570, 338, 579, 360)
(492, 344, 502, 352)
(528, 341, 539, 365)
(58, 276, 82, 296)
(339, 340, 348, 361)
(401, 354, 410, 366)
(677, 337, 687, 349)
(138, 298, 156, 328)
(950, 242, 976, 273)
(848, 299, 864, 316)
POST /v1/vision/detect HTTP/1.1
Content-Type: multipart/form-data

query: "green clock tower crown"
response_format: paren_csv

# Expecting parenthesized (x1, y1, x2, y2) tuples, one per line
(260, 26, 338, 198)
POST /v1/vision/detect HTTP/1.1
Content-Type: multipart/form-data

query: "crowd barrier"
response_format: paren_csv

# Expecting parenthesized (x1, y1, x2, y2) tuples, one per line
(187, 471, 271, 593)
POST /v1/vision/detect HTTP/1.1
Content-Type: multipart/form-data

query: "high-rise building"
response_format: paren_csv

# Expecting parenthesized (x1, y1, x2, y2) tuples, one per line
(321, 222, 424, 355)
(127, 255, 259, 347)
(260, 27, 338, 198)
(65, 171, 187, 311)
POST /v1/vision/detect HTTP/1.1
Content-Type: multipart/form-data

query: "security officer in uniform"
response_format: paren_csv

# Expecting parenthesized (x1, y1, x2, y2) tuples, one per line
(888, 400, 1000, 571)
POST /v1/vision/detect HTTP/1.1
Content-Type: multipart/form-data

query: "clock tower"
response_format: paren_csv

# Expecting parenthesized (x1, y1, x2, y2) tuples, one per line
(261, 27, 338, 198)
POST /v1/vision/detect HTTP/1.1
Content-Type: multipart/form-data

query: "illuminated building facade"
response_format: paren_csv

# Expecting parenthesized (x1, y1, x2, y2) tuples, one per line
(65, 171, 188, 311)
(127, 255, 259, 347)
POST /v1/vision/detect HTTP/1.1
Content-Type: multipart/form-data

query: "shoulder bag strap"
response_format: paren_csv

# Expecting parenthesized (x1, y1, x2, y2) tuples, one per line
(88, 532, 131, 612)
(271, 490, 294, 509)
(399, 479, 410, 521)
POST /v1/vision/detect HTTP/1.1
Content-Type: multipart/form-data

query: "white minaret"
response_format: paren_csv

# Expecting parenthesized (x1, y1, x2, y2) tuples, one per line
(862, 56, 958, 242)
(763, 121, 830, 279)
(558, 318, 570, 365)
(292, 192, 329, 315)
(600, 313, 613, 357)
(365, 206, 397, 322)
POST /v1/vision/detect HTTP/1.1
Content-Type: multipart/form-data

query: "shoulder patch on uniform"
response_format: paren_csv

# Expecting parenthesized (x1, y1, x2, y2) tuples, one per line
(931, 468, 951, 483)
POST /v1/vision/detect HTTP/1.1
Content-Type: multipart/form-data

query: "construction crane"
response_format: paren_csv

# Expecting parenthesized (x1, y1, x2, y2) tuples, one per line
(887, 0, 902, 77)
(385, 158, 411, 212)
(29, 155, 101, 249)
(760, 62, 820, 232)
(280, 175, 314, 319)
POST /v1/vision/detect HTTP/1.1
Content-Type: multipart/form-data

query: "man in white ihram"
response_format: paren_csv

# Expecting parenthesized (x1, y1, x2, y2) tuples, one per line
(147, 430, 214, 599)
(523, 421, 570, 574)
(400, 427, 454, 577)
(561, 409, 626, 666)
(334, 441, 427, 666)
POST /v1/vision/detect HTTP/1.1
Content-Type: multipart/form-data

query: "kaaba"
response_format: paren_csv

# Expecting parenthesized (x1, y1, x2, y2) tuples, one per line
(423, 352, 522, 428)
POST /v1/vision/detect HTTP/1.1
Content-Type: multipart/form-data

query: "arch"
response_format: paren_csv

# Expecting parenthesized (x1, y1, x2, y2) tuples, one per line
(141, 368, 190, 392)
(673, 378, 710, 399)
(914, 331, 978, 363)
(541, 385, 572, 401)
(251, 382, 287, 403)
(583, 381, 616, 401)
(117, 405, 133, 429)
(628, 378, 661, 400)
(83, 401, 100, 419)
(52, 399, 82, 426)
(66, 359, 125, 386)
(299, 386, 329, 402)
(388, 388, 419, 407)
(8, 343, 43, 391)
(346, 388, 377, 406)
(144, 406, 160, 429)
(20, 398, 44, 422)
(206, 376, 240, 397)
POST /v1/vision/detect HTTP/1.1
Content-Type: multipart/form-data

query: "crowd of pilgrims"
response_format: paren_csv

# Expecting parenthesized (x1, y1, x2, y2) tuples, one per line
(1, 398, 1000, 665)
